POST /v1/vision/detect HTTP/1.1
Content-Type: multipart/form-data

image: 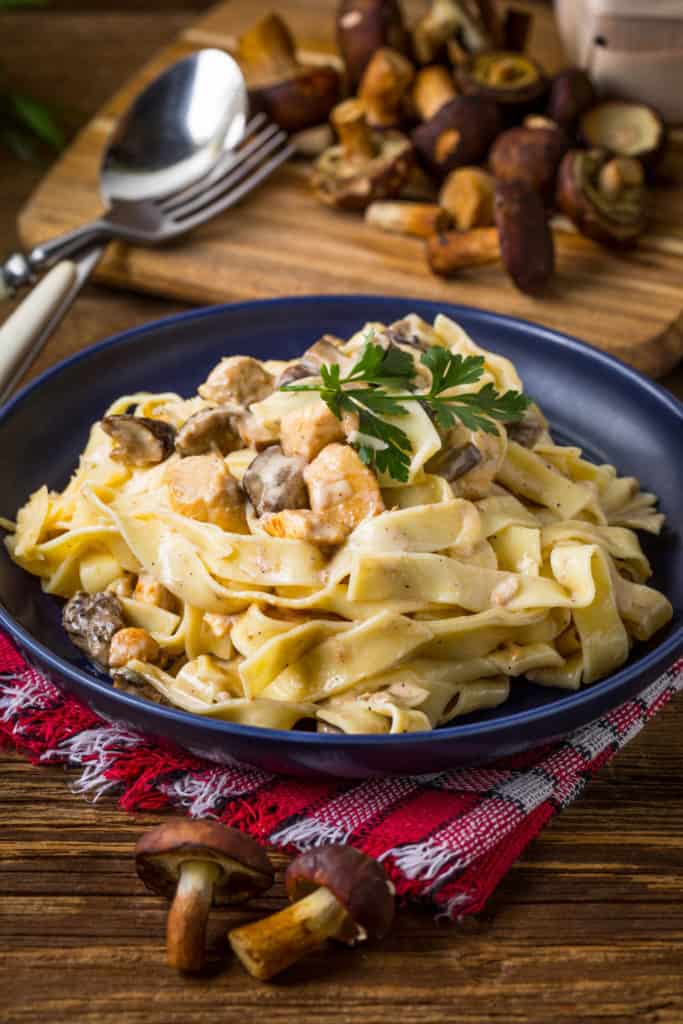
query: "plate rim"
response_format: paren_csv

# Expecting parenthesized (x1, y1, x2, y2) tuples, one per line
(1, 293, 681, 750)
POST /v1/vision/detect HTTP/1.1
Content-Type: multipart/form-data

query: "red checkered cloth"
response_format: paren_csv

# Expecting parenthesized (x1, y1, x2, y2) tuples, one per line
(1, 632, 681, 919)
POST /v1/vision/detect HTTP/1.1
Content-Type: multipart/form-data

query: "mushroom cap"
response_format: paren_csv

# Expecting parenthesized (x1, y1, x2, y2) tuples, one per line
(249, 65, 342, 134)
(312, 130, 414, 211)
(337, 0, 410, 89)
(547, 67, 595, 128)
(101, 414, 176, 466)
(285, 845, 395, 941)
(578, 100, 666, 173)
(555, 148, 648, 247)
(457, 51, 546, 106)
(411, 95, 501, 178)
(135, 820, 274, 904)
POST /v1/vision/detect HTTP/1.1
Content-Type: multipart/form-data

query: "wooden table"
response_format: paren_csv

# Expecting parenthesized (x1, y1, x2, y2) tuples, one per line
(1, 5, 682, 1022)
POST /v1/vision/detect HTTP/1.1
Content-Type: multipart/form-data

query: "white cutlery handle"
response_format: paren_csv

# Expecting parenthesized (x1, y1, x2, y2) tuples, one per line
(0, 261, 78, 397)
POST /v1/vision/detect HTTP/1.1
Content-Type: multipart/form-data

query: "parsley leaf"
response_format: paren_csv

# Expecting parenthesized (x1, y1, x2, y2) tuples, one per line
(278, 336, 532, 482)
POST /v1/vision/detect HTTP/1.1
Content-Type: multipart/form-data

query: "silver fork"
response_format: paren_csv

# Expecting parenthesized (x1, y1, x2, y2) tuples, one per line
(0, 115, 295, 405)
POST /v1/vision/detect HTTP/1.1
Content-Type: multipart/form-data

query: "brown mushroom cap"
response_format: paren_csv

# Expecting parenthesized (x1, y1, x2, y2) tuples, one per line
(136, 819, 274, 904)
(547, 67, 595, 128)
(489, 121, 568, 200)
(285, 845, 395, 942)
(101, 415, 176, 466)
(456, 51, 546, 107)
(556, 148, 648, 247)
(238, 12, 341, 133)
(337, 0, 410, 90)
(411, 94, 501, 178)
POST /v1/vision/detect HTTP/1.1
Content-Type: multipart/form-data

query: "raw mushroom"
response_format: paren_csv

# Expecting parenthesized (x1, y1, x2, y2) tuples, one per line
(336, 0, 410, 90)
(579, 100, 666, 174)
(357, 47, 414, 129)
(556, 149, 647, 247)
(547, 68, 595, 130)
(411, 93, 501, 179)
(62, 590, 125, 667)
(489, 117, 568, 202)
(237, 13, 341, 133)
(439, 166, 495, 229)
(229, 845, 395, 980)
(101, 415, 176, 466)
(494, 180, 554, 292)
(175, 407, 241, 457)
(412, 0, 494, 66)
(135, 819, 274, 973)
(243, 445, 309, 517)
(365, 200, 452, 237)
(426, 225, 501, 274)
(312, 98, 413, 211)
(412, 65, 458, 123)
(456, 51, 547, 113)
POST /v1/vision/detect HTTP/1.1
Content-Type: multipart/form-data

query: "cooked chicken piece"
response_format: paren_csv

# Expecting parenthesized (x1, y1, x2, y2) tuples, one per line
(280, 400, 345, 463)
(234, 411, 281, 450)
(133, 573, 177, 612)
(261, 508, 348, 545)
(198, 356, 274, 407)
(109, 627, 160, 668)
(243, 445, 309, 517)
(304, 443, 384, 533)
(165, 453, 247, 532)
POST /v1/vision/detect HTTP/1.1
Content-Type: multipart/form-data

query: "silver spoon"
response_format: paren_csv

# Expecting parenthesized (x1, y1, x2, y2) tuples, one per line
(0, 49, 250, 405)
(1, 48, 248, 293)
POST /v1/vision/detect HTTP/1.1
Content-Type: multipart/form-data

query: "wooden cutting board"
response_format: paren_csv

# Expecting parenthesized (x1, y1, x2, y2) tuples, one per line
(17, 0, 683, 377)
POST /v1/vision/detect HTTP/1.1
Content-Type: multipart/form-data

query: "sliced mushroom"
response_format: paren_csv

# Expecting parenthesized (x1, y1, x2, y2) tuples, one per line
(237, 13, 341, 132)
(357, 47, 414, 129)
(505, 402, 547, 448)
(494, 180, 554, 293)
(198, 356, 274, 408)
(312, 99, 414, 211)
(276, 362, 319, 388)
(547, 68, 595, 129)
(433, 442, 482, 481)
(175, 407, 241, 457)
(365, 200, 451, 237)
(302, 334, 351, 369)
(456, 51, 546, 112)
(489, 119, 568, 201)
(229, 845, 395, 980)
(413, 0, 494, 66)
(336, 0, 410, 90)
(101, 415, 176, 466)
(439, 166, 495, 229)
(411, 94, 501, 178)
(242, 445, 309, 517)
(579, 100, 666, 173)
(136, 820, 274, 973)
(556, 149, 647, 247)
(62, 590, 125, 667)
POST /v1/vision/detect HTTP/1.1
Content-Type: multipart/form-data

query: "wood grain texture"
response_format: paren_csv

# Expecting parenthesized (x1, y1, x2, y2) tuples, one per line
(1, 5, 683, 1023)
(15, 0, 683, 378)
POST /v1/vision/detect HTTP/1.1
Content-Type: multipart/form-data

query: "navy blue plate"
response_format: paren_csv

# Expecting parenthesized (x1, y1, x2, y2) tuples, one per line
(1, 296, 681, 778)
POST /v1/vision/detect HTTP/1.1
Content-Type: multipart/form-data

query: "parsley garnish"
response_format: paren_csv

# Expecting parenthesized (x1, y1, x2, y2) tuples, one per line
(280, 336, 530, 483)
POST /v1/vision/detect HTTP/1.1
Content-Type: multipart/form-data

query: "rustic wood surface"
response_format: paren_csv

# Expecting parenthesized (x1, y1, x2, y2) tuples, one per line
(0, 4, 682, 1023)
(15, 0, 683, 377)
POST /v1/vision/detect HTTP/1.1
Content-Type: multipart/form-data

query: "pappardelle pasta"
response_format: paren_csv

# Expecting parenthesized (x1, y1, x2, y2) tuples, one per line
(4, 313, 673, 735)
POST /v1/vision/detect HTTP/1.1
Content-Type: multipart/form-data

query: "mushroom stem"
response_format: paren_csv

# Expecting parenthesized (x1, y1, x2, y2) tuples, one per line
(426, 227, 501, 275)
(332, 99, 377, 162)
(238, 12, 299, 78)
(167, 860, 221, 972)
(413, 66, 457, 121)
(366, 200, 451, 237)
(358, 47, 414, 128)
(229, 885, 349, 981)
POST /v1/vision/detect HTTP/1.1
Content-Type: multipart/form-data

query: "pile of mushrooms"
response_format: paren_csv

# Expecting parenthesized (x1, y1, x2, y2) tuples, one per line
(134, 821, 395, 980)
(238, 1, 665, 294)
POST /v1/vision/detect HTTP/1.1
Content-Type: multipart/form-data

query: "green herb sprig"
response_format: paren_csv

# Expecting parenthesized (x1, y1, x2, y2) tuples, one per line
(281, 338, 530, 483)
